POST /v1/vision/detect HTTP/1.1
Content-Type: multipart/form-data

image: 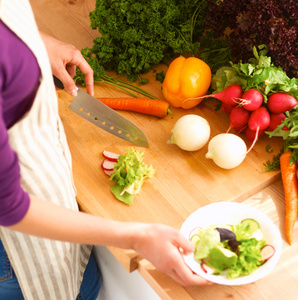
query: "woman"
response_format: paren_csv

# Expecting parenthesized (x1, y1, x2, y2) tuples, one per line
(0, 0, 209, 299)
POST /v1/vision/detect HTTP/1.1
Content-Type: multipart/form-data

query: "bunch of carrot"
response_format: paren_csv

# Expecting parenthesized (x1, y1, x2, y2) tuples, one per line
(96, 97, 172, 118)
(280, 151, 298, 245)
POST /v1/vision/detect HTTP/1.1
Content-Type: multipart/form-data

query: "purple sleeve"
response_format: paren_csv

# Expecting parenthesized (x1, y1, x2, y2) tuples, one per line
(0, 96, 30, 226)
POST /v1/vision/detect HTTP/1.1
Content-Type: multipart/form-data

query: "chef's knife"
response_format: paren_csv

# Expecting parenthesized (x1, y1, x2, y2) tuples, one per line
(53, 76, 149, 147)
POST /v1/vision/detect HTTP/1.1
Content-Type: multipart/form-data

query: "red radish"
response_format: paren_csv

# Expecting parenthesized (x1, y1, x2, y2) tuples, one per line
(233, 125, 247, 133)
(260, 244, 275, 262)
(238, 89, 263, 111)
(227, 106, 251, 133)
(103, 169, 114, 177)
(247, 107, 270, 152)
(248, 107, 270, 131)
(221, 102, 236, 114)
(102, 150, 120, 162)
(101, 159, 116, 171)
(209, 84, 243, 106)
(245, 127, 265, 143)
(267, 93, 298, 113)
(267, 113, 289, 131)
(199, 84, 243, 106)
(201, 262, 215, 275)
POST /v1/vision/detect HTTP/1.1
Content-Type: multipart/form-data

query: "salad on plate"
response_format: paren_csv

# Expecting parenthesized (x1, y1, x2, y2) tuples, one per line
(190, 218, 275, 279)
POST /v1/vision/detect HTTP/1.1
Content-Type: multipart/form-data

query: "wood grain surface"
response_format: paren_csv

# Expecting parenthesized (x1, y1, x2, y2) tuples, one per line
(29, 1, 298, 299)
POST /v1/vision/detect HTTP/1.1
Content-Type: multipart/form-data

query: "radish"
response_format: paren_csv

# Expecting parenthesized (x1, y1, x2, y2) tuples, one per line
(260, 244, 275, 262)
(101, 159, 116, 171)
(247, 107, 270, 152)
(245, 127, 265, 143)
(267, 113, 289, 131)
(233, 125, 247, 133)
(267, 93, 298, 113)
(208, 84, 243, 106)
(195, 84, 243, 106)
(221, 102, 236, 114)
(201, 262, 215, 275)
(103, 169, 114, 177)
(238, 89, 263, 111)
(102, 150, 120, 162)
(248, 107, 270, 131)
(227, 106, 251, 133)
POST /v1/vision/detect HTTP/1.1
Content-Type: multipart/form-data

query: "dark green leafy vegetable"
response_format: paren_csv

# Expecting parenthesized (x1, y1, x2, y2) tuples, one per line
(84, 0, 209, 81)
(198, 30, 232, 74)
(265, 110, 298, 168)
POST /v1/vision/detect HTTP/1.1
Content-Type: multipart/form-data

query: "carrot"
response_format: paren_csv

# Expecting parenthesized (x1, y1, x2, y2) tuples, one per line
(280, 151, 298, 245)
(96, 97, 172, 118)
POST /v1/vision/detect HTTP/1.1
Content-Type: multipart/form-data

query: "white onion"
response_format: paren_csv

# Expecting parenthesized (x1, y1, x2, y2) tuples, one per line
(205, 133, 247, 169)
(168, 114, 210, 151)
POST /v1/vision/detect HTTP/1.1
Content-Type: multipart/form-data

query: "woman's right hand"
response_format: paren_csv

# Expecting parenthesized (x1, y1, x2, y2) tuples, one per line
(40, 32, 94, 96)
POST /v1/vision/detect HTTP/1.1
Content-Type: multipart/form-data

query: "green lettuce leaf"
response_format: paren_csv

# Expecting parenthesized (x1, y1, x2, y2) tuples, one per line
(228, 238, 265, 279)
(109, 148, 155, 205)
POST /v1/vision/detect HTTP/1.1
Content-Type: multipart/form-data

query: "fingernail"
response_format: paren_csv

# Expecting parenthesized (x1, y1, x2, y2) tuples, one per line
(70, 89, 77, 97)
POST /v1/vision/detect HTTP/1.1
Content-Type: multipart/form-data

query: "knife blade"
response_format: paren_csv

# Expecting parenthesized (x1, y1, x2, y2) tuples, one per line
(53, 76, 149, 147)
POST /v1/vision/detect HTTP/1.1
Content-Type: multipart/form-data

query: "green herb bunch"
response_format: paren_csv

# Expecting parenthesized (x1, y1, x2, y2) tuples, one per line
(86, 0, 209, 81)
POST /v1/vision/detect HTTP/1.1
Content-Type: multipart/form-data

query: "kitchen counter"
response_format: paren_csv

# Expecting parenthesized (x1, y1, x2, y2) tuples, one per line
(29, 1, 298, 299)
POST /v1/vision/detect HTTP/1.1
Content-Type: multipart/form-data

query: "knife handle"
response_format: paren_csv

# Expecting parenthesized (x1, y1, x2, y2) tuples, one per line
(53, 75, 64, 89)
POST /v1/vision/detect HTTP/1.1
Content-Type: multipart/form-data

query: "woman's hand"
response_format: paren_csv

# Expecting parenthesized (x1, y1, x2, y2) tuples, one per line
(39, 32, 94, 96)
(130, 223, 211, 286)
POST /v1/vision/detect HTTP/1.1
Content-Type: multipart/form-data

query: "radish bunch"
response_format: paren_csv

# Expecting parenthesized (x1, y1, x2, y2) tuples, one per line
(212, 84, 298, 151)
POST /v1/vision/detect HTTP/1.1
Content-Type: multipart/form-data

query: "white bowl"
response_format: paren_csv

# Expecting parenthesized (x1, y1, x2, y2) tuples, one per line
(180, 202, 282, 285)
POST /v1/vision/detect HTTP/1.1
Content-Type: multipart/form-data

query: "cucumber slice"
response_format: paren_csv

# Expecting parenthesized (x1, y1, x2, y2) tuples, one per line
(241, 218, 260, 235)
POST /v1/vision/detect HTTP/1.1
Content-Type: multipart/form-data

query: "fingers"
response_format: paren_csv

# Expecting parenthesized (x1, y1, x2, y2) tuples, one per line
(170, 266, 211, 287)
(164, 230, 211, 286)
(40, 32, 94, 96)
(56, 67, 78, 97)
(165, 246, 211, 286)
(67, 49, 94, 96)
(55, 48, 94, 97)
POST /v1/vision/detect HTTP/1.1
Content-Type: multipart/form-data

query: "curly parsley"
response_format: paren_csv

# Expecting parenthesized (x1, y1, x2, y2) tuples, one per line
(85, 0, 209, 81)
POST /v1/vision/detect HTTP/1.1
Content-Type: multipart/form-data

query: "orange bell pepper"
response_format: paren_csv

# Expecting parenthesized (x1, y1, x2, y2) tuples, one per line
(162, 56, 212, 109)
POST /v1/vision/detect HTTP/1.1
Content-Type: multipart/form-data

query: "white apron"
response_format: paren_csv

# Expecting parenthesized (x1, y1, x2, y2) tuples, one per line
(0, 0, 92, 299)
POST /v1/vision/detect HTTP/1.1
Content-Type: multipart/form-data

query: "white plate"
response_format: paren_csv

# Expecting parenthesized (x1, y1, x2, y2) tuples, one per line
(180, 202, 282, 285)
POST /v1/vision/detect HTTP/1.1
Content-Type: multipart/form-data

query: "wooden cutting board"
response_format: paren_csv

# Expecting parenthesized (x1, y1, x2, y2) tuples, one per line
(57, 72, 283, 228)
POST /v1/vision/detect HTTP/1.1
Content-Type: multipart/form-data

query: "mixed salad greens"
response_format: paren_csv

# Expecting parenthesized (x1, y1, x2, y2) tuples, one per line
(190, 219, 275, 279)
(108, 148, 155, 205)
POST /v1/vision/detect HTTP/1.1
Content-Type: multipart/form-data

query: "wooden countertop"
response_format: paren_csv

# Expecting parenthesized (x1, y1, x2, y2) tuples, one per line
(29, 1, 298, 299)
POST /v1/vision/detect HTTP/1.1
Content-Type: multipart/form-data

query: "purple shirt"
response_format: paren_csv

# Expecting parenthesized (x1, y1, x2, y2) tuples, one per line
(0, 20, 41, 226)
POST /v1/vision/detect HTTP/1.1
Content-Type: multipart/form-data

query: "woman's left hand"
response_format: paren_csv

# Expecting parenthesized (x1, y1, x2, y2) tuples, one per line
(40, 32, 94, 96)
(130, 223, 211, 286)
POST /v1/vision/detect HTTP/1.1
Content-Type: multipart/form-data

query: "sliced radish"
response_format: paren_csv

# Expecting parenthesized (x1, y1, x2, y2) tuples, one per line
(201, 262, 215, 275)
(102, 150, 120, 162)
(103, 169, 114, 177)
(101, 159, 116, 171)
(260, 244, 275, 262)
